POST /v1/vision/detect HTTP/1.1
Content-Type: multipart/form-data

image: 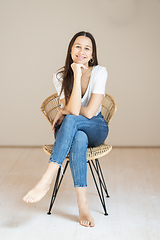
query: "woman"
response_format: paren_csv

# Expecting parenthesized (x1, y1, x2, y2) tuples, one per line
(23, 31, 109, 227)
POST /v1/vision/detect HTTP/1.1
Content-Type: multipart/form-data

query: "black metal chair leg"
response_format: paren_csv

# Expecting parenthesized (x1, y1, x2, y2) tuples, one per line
(47, 159, 109, 215)
(47, 160, 69, 215)
(91, 159, 110, 197)
(88, 160, 108, 215)
(95, 159, 108, 215)
(97, 160, 110, 197)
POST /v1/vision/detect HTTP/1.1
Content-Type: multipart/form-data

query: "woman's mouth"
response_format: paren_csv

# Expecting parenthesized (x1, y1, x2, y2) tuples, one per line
(76, 55, 86, 59)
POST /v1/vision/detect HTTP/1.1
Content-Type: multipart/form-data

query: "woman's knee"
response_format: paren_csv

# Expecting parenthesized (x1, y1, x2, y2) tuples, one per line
(62, 114, 77, 126)
(73, 131, 88, 146)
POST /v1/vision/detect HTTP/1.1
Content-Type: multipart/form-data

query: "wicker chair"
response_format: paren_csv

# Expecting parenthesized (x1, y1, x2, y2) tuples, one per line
(41, 93, 117, 215)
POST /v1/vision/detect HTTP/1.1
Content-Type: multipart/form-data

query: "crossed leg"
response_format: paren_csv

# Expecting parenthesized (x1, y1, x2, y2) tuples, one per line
(23, 162, 94, 227)
(23, 162, 59, 203)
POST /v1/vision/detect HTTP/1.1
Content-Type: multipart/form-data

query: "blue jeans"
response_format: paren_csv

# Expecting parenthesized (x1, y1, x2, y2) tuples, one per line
(49, 113, 109, 187)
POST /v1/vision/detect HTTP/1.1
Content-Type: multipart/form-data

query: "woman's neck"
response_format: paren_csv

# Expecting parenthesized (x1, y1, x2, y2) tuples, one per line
(81, 66, 93, 78)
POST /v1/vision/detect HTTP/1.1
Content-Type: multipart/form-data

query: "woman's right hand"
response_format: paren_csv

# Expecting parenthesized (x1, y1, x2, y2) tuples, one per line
(52, 107, 70, 134)
(71, 63, 87, 78)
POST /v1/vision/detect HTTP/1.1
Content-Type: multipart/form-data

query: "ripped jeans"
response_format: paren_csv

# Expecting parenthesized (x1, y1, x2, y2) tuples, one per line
(49, 113, 109, 187)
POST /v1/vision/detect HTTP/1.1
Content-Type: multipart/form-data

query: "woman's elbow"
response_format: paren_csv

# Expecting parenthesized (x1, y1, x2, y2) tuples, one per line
(70, 110, 80, 116)
(73, 112, 79, 117)
(86, 115, 93, 119)
(65, 107, 80, 116)
(85, 110, 94, 119)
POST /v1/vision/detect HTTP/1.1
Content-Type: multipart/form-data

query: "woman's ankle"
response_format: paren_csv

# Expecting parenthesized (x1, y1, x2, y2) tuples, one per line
(41, 162, 59, 184)
(76, 188, 87, 204)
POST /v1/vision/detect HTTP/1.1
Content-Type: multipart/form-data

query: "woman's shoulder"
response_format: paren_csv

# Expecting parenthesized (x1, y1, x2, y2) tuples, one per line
(92, 65, 108, 77)
(94, 65, 106, 70)
(52, 68, 64, 84)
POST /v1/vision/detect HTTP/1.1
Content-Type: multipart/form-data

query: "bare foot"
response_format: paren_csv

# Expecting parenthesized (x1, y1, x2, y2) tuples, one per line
(23, 176, 51, 203)
(78, 200, 95, 227)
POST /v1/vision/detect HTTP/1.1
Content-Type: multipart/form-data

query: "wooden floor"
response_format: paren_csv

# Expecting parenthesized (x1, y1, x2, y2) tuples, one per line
(0, 147, 160, 240)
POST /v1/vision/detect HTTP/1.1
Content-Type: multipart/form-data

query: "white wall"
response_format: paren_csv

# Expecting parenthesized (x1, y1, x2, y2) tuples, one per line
(0, 0, 160, 146)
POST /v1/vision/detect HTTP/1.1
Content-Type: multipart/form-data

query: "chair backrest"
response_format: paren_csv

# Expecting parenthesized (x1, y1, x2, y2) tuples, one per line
(41, 93, 117, 125)
(101, 93, 117, 124)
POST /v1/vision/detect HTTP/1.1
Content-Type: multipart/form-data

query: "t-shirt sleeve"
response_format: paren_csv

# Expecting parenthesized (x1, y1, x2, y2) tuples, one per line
(52, 73, 65, 100)
(92, 67, 108, 96)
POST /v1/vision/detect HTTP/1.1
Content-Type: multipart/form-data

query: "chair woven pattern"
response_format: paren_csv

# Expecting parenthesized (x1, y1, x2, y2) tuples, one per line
(41, 94, 61, 125)
(43, 143, 112, 161)
(101, 94, 117, 124)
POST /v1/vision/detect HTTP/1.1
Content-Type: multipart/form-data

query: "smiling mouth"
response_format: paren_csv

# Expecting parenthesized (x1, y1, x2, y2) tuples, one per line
(76, 55, 86, 59)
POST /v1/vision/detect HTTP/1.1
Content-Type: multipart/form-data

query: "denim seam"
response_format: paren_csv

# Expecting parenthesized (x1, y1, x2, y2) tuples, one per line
(74, 184, 87, 188)
(48, 159, 62, 168)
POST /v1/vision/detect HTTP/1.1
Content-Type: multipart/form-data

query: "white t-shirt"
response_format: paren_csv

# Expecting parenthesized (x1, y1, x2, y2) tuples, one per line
(53, 65, 108, 116)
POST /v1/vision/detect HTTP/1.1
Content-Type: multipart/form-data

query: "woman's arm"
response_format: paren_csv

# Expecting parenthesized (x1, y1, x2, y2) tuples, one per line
(60, 65, 107, 119)
(79, 67, 107, 119)
(61, 63, 87, 116)
(80, 93, 104, 119)
(61, 93, 104, 119)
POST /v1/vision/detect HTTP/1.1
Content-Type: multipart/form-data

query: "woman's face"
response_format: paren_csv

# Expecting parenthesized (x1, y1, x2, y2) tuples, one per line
(71, 36, 93, 67)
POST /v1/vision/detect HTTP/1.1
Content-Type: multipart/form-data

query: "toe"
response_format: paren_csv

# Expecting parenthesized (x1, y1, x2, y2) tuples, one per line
(80, 220, 89, 227)
(23, 194, 28, 201)
(27, 196, 34, 203)
(30, 198, 35, 203)
(23, 195, 30, 202)
(90, 222, 95, 227)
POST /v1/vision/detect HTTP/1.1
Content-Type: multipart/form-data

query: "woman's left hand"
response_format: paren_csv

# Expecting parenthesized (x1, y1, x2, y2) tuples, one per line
(52, 109, 65, 134)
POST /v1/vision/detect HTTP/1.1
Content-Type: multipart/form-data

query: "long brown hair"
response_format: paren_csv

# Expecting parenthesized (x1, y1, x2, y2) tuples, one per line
(57, 31, 98, 104)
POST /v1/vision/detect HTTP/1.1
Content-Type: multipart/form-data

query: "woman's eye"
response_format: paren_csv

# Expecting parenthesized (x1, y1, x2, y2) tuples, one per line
(76, 46, 80, 48)
(85, 48, 89, 50)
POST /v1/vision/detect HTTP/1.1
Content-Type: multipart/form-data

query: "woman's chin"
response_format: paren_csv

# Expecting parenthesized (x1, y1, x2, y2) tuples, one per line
(73, 60, 88, 66)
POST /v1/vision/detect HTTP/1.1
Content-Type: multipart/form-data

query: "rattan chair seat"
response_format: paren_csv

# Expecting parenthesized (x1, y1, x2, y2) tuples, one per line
(43, 143, 112, 161)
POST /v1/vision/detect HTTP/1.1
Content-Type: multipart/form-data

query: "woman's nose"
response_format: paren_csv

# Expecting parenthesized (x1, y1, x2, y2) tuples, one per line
(79, 49, 84, 55)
